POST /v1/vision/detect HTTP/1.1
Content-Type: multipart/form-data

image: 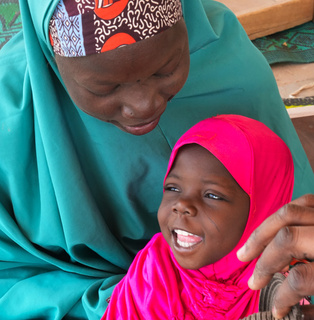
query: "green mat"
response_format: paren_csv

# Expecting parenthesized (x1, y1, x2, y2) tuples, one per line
(0, 0, 22, 50)
(253, 22, 314, 65)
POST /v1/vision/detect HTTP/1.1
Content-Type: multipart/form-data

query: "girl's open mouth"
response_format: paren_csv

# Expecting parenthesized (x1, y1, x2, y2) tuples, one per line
(172, 229, 203, 249)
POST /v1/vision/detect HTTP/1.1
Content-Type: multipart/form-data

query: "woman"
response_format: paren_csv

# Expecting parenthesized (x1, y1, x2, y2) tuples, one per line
(0, 0, 313, 319)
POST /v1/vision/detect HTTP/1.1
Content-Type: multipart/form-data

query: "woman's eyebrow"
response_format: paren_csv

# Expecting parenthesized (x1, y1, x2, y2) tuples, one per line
(159, 50, 182, 70)
(79, 74, 115, 86)
(77, 75, 116, 90)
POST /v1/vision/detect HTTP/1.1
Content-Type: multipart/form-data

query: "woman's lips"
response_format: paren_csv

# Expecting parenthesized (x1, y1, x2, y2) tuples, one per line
(123, 117, 160, 135)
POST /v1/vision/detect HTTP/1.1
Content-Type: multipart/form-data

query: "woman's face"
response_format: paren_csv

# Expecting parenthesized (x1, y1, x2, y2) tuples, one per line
(55, 19, 190, 135)
(158, 144, 250, 270)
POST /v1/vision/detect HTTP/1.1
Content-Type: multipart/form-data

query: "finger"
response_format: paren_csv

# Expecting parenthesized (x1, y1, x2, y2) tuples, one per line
(290, 194, 314, 208)
(272, 263, 314, 319)
(248, 226, 314, 290)
(237, 195, 314, 263)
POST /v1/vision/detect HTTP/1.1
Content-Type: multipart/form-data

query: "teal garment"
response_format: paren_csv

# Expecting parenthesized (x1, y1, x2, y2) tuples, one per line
(0, 0, 313, 319)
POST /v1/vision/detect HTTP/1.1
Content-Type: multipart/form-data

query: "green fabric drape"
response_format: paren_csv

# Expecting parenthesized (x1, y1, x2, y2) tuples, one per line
(0, 0, 313, 319)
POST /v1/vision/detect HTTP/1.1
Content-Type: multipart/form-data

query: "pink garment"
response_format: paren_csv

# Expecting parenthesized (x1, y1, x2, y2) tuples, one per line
(102, 115, 294, 320)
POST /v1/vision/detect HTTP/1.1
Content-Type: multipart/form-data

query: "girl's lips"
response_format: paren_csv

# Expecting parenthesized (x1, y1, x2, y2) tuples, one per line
(173, 229, 203, 250)
(123, 117, 160, 135)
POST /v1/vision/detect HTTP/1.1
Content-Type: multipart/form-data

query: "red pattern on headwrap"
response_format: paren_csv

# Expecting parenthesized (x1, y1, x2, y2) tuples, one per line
(94, 0, 129, 20)
(101, 32, 136, 52)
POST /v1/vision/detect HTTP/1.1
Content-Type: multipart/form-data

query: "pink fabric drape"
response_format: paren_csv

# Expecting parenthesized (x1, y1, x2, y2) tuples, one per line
(102, 115, 294, 319)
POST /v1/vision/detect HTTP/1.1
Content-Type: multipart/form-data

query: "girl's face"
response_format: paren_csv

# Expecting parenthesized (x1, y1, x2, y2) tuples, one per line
(55, 19, 190, 135)
(158, 144, 250, 270)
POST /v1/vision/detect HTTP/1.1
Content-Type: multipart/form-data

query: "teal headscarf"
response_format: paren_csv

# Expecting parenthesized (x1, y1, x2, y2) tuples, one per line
(0, 0, 313, 319)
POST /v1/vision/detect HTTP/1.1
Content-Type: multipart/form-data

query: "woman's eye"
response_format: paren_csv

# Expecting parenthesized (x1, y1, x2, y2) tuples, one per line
(89, 85, 119, 97)
(205, 193, 223, 200)
(154, 57, 180, 79)
(154, 71, 174, 78)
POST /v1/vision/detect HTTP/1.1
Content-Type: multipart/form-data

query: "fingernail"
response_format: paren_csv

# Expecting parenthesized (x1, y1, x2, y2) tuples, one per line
(272, 306, 284, 320)
(237, 246, 245, 259)
(272, 306, 280, 319)
(248, 274, 254, 288)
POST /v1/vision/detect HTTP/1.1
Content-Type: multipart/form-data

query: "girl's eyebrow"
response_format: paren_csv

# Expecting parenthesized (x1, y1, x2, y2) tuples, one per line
(201, 176, 236, 189)
(167, 172, 229, 188)
(165, 172, 180, 180)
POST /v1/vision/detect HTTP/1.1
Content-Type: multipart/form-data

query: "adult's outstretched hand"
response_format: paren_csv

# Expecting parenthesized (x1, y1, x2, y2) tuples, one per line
(237, 194, 314, 320)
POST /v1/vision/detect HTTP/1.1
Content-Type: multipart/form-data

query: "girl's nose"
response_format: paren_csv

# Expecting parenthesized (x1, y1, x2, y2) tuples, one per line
(120, 83, 164, 120)
(172, 198, 197, 217)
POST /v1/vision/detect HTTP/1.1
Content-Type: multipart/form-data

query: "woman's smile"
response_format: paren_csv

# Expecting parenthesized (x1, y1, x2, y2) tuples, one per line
(121, 117, 161, 135)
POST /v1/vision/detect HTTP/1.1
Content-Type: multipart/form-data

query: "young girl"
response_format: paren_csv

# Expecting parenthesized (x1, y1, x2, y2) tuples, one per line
(103, 114, 299, 320)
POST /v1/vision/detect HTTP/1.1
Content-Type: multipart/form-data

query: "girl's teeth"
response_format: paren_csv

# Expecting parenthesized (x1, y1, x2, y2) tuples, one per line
(174, 229, 202, 248)
(175, 229, 195, 236)
(177, 238, 195, 248)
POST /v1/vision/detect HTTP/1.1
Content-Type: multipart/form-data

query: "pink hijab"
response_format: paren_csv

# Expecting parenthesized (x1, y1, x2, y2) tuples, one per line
(102, 115, 294, 320)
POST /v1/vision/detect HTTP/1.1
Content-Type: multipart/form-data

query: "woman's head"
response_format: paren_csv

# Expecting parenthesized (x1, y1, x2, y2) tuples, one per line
(158, 115, 294, 270)
(51, 0, 190, 135)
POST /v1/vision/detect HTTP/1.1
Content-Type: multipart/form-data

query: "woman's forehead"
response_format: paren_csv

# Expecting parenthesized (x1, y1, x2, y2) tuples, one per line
(57, 19, 188, 83)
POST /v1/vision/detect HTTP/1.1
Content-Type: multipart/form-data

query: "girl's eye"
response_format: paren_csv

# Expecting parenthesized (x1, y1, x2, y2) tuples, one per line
(205, 193, 223, 200)
(164, 186, 179, 192)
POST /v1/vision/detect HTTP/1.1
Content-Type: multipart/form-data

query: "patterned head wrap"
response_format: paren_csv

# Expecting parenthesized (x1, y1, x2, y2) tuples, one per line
(49, 0, 183, 57)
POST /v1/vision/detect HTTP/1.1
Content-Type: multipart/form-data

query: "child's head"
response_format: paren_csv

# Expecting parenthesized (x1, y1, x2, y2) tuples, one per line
(158, 143, 250, 269)
(158, 115, 294, 271)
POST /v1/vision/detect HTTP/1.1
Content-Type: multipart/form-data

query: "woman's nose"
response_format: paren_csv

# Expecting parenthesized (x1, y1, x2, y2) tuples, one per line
(120, 83, 164, 119)
(172, 198, 197, 217)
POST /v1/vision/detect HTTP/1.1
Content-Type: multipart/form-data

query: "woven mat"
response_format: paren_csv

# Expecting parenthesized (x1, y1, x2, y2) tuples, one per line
(253, 22, 314, 65)
(0, 0, 22, 50)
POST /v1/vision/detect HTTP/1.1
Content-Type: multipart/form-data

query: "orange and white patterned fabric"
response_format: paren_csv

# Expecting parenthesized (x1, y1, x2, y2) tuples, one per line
(49, 0, 183, 56)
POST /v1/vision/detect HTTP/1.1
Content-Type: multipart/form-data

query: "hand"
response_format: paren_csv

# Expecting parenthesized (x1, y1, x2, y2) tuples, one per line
(237, 194, 314, 319)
